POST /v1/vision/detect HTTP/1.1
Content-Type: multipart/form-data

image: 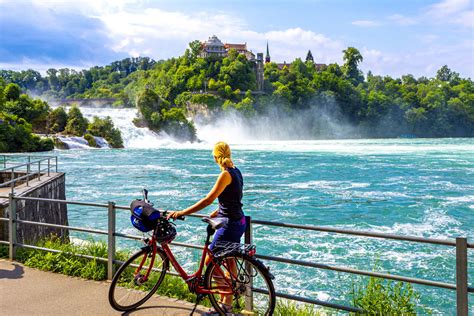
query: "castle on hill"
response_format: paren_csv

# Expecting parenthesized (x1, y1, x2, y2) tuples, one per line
(200, 35, 327, 90)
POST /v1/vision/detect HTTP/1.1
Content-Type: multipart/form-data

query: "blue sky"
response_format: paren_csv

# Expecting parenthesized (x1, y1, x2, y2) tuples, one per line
(0, 0, 473, 78)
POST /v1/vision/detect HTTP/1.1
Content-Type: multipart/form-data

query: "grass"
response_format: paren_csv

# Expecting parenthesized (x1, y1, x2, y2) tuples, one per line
(275, 300, 326, 315)
(1, 239, 425, 315)
(350, 275, 427, 315)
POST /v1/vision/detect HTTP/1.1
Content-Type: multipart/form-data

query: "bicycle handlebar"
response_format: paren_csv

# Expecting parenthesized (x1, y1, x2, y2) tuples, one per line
(141, 188, 185, 221)
(159, 209, 186, 221)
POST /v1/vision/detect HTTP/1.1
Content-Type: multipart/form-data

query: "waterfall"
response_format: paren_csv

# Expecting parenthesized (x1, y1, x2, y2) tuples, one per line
(57, 136, 91, 149)
(70, 107, 176, 148)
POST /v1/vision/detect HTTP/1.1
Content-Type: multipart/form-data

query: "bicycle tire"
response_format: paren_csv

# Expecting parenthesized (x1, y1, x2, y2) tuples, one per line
(204, 253, 276, 316)
(108, 247, 169, 311)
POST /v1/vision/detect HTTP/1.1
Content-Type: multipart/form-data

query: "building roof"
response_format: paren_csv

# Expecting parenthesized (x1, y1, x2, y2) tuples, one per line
(204, 35, 224, 47)
(224, 43, 247, 50)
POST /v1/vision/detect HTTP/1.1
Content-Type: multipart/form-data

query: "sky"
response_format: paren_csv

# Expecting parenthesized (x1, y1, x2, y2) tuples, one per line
(0, 0, 473, 78)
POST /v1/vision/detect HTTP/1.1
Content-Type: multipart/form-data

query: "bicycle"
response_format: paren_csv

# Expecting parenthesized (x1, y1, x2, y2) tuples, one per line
(108, 189, 276, 315)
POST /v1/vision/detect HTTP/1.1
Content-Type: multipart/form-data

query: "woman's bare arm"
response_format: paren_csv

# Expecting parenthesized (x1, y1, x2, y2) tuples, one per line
(167, 171, 231, 219)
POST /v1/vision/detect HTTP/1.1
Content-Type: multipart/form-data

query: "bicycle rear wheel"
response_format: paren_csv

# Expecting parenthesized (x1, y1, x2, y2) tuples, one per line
(204, 253, 276, 316)
(108, 247, 168, 311)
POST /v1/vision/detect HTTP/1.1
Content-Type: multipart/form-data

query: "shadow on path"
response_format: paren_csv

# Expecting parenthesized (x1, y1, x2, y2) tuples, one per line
(122, 304, 206, 316)
(0, 263, 24, 280)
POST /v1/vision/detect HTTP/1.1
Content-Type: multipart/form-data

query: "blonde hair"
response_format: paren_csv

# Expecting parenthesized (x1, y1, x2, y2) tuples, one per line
(213, 141, 234, 170)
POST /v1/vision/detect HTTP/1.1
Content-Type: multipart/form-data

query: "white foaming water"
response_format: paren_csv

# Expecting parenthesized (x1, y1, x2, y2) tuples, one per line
(56, 106, 474, 155)
(73, 107, 176, 148)
(57, 136, 90, 149)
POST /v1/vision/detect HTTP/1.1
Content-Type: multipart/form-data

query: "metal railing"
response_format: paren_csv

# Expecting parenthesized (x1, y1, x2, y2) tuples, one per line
(0, 155, 58, 195)
(0, 194, 472, 315)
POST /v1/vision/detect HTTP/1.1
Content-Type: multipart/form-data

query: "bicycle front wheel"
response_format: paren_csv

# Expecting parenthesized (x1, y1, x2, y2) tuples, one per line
(205, 253, 276, 316)
(108, 247, 168, 311)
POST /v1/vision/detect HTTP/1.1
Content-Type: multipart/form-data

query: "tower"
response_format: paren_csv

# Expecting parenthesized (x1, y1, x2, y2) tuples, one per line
(306, 50, 314, 63)
(265, 41, 271, 63)
(256, 53, 264, 90)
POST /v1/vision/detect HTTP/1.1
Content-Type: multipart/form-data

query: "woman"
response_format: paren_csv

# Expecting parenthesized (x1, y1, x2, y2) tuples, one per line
(167, 141, 246, 313)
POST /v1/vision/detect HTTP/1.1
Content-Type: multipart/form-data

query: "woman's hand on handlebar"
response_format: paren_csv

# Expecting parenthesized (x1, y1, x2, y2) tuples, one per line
(166, 210, 184, 220)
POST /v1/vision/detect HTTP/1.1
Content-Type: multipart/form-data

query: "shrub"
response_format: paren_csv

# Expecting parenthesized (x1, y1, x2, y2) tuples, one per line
(350, 276, 420, 315)
(88, 116, 123, 148)
(48, 106, 68, 133)
(275, 300, 323, 316)
(84, 133, 97, 148)
(0, 112, 53, 152)
(64, 105, 88, 136)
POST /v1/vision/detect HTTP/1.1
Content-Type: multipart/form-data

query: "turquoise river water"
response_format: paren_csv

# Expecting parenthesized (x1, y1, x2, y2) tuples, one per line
(51, 137, 473, 313)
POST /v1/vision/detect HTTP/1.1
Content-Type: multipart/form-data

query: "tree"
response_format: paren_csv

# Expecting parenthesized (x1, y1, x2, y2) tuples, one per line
(189, 40, 203, 60)
(64, 105, 88, 136)
(305, 50, 314, 63)
(88, 116, 123, 148)
(342, 47, 364, 84)
(4, 83, 21, 101)
(436, 65, 459, 83)
(48, 107, 68, 133)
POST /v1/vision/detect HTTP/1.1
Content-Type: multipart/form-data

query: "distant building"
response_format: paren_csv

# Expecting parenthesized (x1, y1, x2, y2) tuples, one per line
(265, 41, 271, 63)
(200, 35, 255, 60)
(224, 43, 255, 60)
(256, 53, 264, 90)
(277, 62, 288, 70)
(200, 35, 226, 58)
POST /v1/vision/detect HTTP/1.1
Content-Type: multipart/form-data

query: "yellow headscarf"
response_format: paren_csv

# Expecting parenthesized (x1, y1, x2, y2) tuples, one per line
(213, 141, 234, 170)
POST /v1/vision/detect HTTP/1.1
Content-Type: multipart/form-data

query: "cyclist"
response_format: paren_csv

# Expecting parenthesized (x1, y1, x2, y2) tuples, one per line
(167, 141, 246, 314)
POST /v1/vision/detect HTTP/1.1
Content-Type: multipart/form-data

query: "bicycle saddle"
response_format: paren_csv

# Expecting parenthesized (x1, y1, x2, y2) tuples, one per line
(202, 217, 228, 230)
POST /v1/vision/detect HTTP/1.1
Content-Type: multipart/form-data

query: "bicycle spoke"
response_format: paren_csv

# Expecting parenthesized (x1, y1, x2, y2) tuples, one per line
(109, 249, 168, 311)
(206, 254, 275, 316)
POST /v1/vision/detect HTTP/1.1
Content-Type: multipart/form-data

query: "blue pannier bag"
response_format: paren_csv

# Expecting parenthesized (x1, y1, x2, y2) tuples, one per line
(130, 199, 160, 232)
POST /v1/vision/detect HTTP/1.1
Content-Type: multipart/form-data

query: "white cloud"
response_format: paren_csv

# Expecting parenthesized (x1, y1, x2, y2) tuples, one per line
(426, 0, 473, 26)
(352, 20, 380, 27)
(427, 0, 471, 16)
(360, 39, 473, 78)
(93, 7, 345, 64)
(1, 0, 472, 78)
(419, 34, 440, 43)
(388, 14, 417, 26)
(453, 10, 474, 26)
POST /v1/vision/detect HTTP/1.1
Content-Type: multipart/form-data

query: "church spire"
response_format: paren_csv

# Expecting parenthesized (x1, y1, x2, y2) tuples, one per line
(265, 41, 270, 63)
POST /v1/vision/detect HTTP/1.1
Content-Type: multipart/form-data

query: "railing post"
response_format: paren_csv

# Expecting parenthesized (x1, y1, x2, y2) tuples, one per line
(107, 201, 116, 280)
(55, 156, 58, 172)
(26, 162, 30, 187)
(244, 215, 253, 312)
(38, 161, 41, 181)
(456, 237, 468, 316)
(8, 193, 17, 260)
(47, 159, 50, 177)
(10, 168, 14, 195)
(3, 155, 5, 168)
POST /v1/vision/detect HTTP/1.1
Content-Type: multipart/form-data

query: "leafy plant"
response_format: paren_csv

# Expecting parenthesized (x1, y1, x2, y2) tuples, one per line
(350, 276, 420, 315)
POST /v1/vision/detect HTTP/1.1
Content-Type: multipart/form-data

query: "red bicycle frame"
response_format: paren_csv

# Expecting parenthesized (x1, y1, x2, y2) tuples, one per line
(136, 233, 234, 296)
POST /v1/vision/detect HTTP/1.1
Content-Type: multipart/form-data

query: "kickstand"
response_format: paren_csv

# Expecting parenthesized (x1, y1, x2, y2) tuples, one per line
(190, 294, 203, 316)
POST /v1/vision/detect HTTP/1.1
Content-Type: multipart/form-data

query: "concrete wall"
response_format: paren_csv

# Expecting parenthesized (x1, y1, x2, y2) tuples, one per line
(0, 173, 69, 244)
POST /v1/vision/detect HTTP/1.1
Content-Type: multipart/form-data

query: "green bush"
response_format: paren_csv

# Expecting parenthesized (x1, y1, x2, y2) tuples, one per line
(48, 106, 68, 133)
(275, 300, 324, 316)
(64, 105, 88, 136)
(0, 112, 53, 152)
(350, 276, 420, 315)
(88, 116, 123, 148)
(84, 133, 97, 148)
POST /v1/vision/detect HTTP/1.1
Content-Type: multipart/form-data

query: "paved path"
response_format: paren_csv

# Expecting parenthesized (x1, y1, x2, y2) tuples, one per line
(0, 259, 208, 315)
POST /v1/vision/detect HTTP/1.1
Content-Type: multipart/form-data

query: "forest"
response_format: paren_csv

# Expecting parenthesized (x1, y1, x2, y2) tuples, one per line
(0, 79, 123, 152)
(1, 43, 473, 142)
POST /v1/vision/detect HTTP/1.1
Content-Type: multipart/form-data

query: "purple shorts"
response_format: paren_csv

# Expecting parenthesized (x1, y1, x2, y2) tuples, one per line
(209, 216, 246, 251)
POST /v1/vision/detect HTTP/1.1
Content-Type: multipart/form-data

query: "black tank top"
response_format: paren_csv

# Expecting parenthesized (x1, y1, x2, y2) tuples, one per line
(217, 167, 244, 221)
